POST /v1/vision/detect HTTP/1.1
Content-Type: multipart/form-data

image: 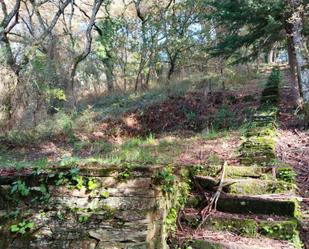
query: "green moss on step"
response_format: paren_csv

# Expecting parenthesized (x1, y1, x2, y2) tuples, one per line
(227, 180, 295, 195)
(259, 219, 298, 241)
(205, 216, 257, 237)
(197, 166, 266, 179)
(189, 240, 224, 249)
(276, 168, 296, 184)
(194, 176, 295, 195)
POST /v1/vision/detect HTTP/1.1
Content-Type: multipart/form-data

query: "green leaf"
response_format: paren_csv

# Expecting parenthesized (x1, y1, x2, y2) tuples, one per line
(10, 225, 19, 233)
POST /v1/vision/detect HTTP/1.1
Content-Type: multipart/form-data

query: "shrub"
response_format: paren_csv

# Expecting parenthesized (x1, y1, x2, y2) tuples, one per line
(212, 106, 236, 130)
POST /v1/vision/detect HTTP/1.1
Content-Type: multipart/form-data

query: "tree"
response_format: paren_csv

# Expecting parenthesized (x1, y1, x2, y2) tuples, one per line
(288, 0, 309, 115)
(95, 17, 123, 92)
(204, 0, 286, 62)
(0, 0, 106, 128)
(204, 0, 309, 117)
(160, 0, 205, 80)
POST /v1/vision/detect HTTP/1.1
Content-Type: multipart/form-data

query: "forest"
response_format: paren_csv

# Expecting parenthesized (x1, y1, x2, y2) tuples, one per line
(0, 0, 309, 249)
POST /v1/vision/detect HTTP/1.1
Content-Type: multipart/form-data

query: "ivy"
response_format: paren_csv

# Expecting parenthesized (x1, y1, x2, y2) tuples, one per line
(10, 220, 35, 235)
(154, 166, 176, 194)
(11, 181, 30, 197)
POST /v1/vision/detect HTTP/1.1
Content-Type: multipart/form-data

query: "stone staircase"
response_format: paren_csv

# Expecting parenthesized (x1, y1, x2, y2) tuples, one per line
(176, 68, 304, 249)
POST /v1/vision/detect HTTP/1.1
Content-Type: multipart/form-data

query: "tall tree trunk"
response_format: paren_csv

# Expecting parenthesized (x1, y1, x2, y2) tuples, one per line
(289, 0, 309, 118)
(287, 35, 301, 106)
(0, 30, 20, 129)
(104, 62, 114, 92)
(167, 53, 177, 81)
(287, 36, 297, 84)
(268, 48, 275, 64)
(102, 50, 114, 92)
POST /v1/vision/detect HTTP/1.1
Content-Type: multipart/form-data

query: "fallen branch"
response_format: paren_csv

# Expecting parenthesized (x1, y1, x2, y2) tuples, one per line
(196, 161, 227, 230)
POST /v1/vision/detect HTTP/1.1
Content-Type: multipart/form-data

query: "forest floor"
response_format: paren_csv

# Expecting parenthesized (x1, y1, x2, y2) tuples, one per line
(0, 73, 264, 171)
(276, 73, 309, 246)
(0, 67, 308, 248)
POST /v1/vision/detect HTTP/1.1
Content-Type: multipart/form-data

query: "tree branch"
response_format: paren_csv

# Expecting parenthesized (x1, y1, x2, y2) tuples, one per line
(1, 0, 21, 30)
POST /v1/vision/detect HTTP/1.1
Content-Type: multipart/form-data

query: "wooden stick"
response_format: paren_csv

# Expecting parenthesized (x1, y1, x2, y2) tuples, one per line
(196, 161, 227, 230)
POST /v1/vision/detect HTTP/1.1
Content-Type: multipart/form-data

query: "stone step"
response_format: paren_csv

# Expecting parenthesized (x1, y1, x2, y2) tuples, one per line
(245, 127, 277, 137)
(179, 230, 296, 249)
(261, 94, 279, 103)
(186, 193, 300, 217)
(181, 211, 299, 241)
(196, 165, 268, 179)
(251, 116, 276, 123)
(194, 176, 295, 195)
(196, 165, 294, 180)
(217, 195, 300, 217)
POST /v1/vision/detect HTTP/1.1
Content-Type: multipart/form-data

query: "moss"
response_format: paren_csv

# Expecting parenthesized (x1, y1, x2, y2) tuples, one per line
(259, 219, 298, 241)
(238, 88, 280, 166)
(197, 166, 268, 179)
(195, 176, 295, 195)
(165, 180, 191, 233)
(276, 168, 296, 183)
(162, 167, 191, 235)
(205, 216, 257, 237)
(291, 198, 302, 218)
(224, 167, 266, 178)
(189, 240, 224, 249)
(154, 166, 176, 194)
(165, 208, 178, 233)
(190, 215, 300, 242)
(185, 195, 204, 209)
(239, 129, 277, 166)
(266, 181, 296, 193)
(227, 180, 295, 195)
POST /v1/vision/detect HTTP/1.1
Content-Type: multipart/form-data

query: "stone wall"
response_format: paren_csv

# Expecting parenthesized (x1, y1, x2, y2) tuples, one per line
(0, 165, 189, 249)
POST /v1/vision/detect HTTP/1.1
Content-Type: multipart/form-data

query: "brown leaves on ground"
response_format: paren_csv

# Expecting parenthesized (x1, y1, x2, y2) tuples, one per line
(94, 90, 259, 138)
(276, 71, 309, 248)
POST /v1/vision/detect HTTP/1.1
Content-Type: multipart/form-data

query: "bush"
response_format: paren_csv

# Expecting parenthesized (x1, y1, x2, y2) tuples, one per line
(212, 106, 236, 130)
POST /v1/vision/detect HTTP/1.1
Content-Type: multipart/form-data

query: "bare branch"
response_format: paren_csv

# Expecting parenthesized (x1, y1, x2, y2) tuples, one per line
(0, 0, 8, 17)
(71, 0, 104, 78)
(37, 0, 72, 41)
(134, 0, 145, 22)
(1, 0, 21, 30)
(31, 0, 48, 31)
(6, 9, 19, 33)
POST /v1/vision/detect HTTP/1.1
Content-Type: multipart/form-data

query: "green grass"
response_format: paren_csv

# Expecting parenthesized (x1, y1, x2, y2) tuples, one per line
(0, 68, 267, 170)
(0, 151, 48, 169)
(79, 78, 194, 121)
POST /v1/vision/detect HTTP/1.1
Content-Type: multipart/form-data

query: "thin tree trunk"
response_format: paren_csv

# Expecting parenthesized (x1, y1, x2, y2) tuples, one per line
(67, 0, 104, 108)
(289, 0, 309, 117)
(287, 35, 301, 106)
(105, 65, 114, 92)
(167, 53, 177, 81)
(268, 49, 274, 64)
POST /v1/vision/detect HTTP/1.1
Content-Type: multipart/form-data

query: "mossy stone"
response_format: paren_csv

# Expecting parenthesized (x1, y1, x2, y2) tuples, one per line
(189, 240, 224, 249)
(217, 196, 297, 217)
(205, 216, 257, 237)
(259, 219, 298, 241)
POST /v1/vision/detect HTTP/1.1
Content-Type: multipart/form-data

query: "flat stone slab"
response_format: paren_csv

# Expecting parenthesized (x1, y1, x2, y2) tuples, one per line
(182, 211, 298, 240)
(217, 194, 298, 217)
(194, 176, 295, 195)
